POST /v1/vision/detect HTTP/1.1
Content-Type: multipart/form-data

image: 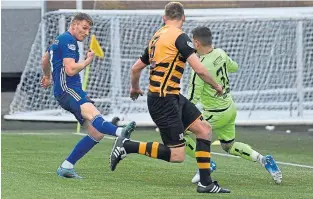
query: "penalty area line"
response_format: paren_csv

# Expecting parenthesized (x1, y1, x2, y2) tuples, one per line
(211, 152, 313, 169)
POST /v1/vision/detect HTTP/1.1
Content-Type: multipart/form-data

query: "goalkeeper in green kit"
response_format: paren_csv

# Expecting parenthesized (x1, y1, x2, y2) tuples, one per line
(184, 26, 282, 184)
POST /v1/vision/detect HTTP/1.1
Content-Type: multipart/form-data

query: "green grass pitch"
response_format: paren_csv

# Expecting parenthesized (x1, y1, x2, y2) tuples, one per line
(2, 127, 313, 199)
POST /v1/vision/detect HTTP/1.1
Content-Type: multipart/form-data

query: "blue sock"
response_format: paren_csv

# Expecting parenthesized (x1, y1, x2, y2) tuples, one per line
(66, 135, 98, 165)
(91, 115, 118, 136)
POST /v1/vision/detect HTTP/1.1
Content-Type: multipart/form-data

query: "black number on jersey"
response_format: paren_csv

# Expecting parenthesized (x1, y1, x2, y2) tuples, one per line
(149, 36, 160, 59)
(216, 63, 230, 98)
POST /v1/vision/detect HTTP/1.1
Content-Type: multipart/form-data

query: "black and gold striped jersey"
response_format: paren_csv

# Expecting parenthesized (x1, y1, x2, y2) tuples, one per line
(140, 25, 195, 97)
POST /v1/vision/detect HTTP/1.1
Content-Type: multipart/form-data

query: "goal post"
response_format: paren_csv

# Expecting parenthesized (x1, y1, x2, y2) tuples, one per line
(4, 7, 313, 126)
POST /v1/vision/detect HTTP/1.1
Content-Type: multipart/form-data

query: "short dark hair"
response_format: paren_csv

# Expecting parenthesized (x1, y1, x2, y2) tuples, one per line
(192, 26, 212, 46)
(72, 12, 93, 26)
(165, 2, 184, 20)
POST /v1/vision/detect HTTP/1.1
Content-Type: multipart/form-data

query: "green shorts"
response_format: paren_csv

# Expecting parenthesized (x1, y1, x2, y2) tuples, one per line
(202, 102, 237, 143)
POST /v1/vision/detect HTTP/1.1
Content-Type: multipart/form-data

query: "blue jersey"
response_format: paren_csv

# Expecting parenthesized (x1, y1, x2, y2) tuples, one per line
(49, 31, 81, 96)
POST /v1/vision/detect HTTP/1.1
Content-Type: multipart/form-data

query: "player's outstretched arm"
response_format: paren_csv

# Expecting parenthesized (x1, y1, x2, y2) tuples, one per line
(63, 50, 94, 76)
(130, 58, 146, 100)
(41, 51, 52, 88)
(187, 53, 223, 96)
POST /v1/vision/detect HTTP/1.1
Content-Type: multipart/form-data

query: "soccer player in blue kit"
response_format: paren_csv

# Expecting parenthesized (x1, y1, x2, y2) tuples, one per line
(40, 13, 136, 178)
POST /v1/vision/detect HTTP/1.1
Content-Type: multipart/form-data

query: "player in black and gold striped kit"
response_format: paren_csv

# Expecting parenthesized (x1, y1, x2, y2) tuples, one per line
(109, 2, 230, 194)
(146, 24, 188, 96)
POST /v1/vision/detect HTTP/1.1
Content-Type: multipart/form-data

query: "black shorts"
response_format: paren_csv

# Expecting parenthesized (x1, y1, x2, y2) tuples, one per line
(147, 93, 201, 148)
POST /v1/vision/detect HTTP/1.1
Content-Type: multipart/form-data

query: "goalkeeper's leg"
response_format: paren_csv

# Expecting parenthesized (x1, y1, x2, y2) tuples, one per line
(184, 132, 266, 172)
(216, 103, 282, 184)
(192, 102, 281, 184)
(215, 106, 282, 184)
(222, 140, 264, 163)
(206, 102, 265, 164)
(221, 139, 282, 184)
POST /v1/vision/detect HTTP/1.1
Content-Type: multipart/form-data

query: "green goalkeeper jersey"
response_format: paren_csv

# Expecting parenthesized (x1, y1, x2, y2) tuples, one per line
(188, 48, 239, 110)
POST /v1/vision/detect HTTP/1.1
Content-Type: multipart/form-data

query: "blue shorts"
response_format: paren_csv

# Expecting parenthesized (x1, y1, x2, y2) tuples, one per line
(55, 88, 94, 125)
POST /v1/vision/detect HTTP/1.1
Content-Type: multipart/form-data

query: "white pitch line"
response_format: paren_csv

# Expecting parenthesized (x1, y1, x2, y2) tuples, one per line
(211, 152, 313, 169)
(275, 161, 313, 169)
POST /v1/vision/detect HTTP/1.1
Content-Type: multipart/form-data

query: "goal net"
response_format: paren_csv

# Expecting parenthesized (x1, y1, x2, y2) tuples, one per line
(5, 8, 313, 125)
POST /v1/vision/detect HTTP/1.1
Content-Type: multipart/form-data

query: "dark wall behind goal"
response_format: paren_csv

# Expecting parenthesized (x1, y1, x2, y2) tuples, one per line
(1, 8, 41, 91)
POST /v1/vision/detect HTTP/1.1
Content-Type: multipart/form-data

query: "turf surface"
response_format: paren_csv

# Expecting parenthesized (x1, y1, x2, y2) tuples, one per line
(2, 128, 313, 199)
